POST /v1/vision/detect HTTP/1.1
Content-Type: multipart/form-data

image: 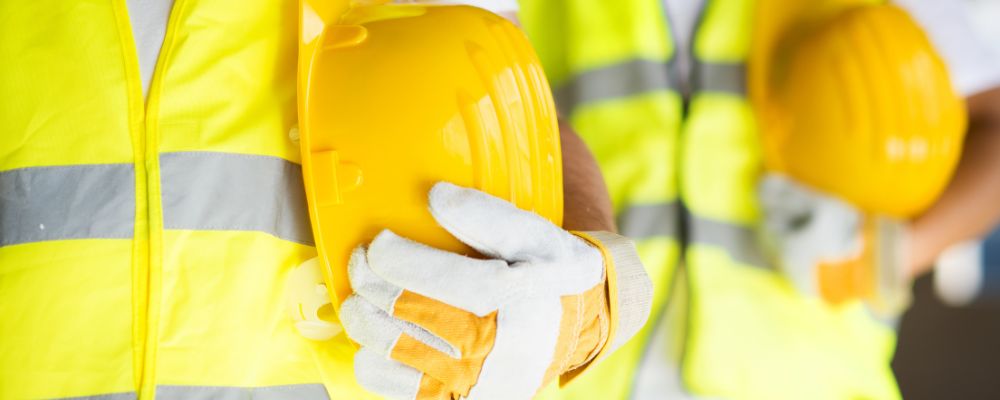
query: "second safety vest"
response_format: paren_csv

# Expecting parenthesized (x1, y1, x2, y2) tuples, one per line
(522, 0, 901, 399)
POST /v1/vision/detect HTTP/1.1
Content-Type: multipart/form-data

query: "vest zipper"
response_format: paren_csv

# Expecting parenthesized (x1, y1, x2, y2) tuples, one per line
(111, 0, 187, 398)
(135, 1, 189, 398)
(627, 1, 699, 398)
(108, 0, 154, 397)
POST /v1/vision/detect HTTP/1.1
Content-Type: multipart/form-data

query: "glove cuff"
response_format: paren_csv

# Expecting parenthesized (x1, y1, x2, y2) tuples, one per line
(562, 231, 652, 383)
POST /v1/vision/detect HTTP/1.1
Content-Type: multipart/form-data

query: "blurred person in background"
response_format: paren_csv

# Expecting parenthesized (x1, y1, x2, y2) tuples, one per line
(513, 0, 1000, 399)
(895, 0, 1000, 309)
(912, 0, 1000, 309)
(891, 2, 1000, 398)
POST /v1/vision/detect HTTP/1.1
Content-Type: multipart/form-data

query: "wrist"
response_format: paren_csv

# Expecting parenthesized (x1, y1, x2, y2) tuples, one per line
(868, 216, 913, 315)
(559, 231, 652, 384)
(903, 221, 937, 279)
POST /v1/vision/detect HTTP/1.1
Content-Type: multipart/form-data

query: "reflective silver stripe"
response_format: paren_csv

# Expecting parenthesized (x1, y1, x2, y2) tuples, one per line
(160, 152, 313, 245)
(156, 384, 329, 400)
(554, 59, 678, 114)
(618, 202, 680, 240)
(692, 62, 745, 95)
(554, 59, 745, 114)
(0, 164, 135, 247)
(56, 393, 137, 400)
(689, 215, 767, 268)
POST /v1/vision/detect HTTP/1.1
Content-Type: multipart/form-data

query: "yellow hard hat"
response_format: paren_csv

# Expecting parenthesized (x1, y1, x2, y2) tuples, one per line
(752, 2, 966, 218)
(298, 2, 563, 307)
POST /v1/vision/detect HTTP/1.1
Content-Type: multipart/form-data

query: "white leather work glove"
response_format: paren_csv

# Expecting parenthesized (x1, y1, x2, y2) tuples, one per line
(759, 174, 911, 315)
(339, 182, 652, 400)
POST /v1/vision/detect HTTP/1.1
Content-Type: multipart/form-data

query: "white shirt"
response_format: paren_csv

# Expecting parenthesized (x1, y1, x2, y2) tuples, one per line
(896, 0, 1000, 96)
(126, 0, 174, 97)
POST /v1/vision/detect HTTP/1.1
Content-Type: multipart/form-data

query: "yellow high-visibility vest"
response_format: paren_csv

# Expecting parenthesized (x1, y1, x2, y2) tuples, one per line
(523, 0, 901, 399)
(0, 0, 371, 398)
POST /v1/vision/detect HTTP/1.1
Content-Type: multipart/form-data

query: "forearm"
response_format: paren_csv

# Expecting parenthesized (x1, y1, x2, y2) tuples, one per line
(908, 87, 1000, 276)
(559, 120, 616, 233)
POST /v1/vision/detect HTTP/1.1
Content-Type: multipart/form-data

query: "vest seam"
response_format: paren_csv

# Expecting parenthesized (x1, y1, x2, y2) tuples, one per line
(0, 162, 136, 174)
(108, 0, 151, 396)
(678, 0, 757, 396)
(623, 0, 687, 398)
(134, 0, 190, 397)
(158, 150, 304, 165)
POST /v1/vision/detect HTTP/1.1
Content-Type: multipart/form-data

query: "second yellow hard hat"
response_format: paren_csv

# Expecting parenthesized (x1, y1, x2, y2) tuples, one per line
(753, 1, 966, 218)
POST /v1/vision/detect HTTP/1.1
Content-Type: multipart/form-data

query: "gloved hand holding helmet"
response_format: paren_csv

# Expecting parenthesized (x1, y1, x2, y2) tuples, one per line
(292, 2, 652, 398)
(752, 1, 967, 315)
(759, 175, 912, 315)
(342, 182, 647, 399)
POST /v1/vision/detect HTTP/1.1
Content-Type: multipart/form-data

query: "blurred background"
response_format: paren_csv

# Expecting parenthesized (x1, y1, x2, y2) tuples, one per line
(893, 3, 1000, 398)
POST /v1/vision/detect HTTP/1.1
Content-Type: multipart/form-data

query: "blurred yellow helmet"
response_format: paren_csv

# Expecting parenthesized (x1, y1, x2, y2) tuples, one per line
(752, 1, 966, 218)
(297, 2, 563, 307)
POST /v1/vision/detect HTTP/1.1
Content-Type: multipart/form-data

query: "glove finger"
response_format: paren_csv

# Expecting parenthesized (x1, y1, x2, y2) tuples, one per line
(351, 245, 499, 355)
(354, 347, 454, 400)
(354, 347, 424, 400)
(367, 229, 520, 316)
(392, 289, 497, 360)
(344, 298, 483, 396)
(348, 246, 403, 313)
(340, 294, 459, 360)
(352, 247, 496, 362)
(428, 181, 579, 263)
(415, 375, 453, 400)
(391, 331, 485, 396)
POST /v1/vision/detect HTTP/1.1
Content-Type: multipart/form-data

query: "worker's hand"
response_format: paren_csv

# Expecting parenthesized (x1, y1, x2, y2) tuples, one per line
(340, 182, 651, 400)
(759, 174, 911, 315)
